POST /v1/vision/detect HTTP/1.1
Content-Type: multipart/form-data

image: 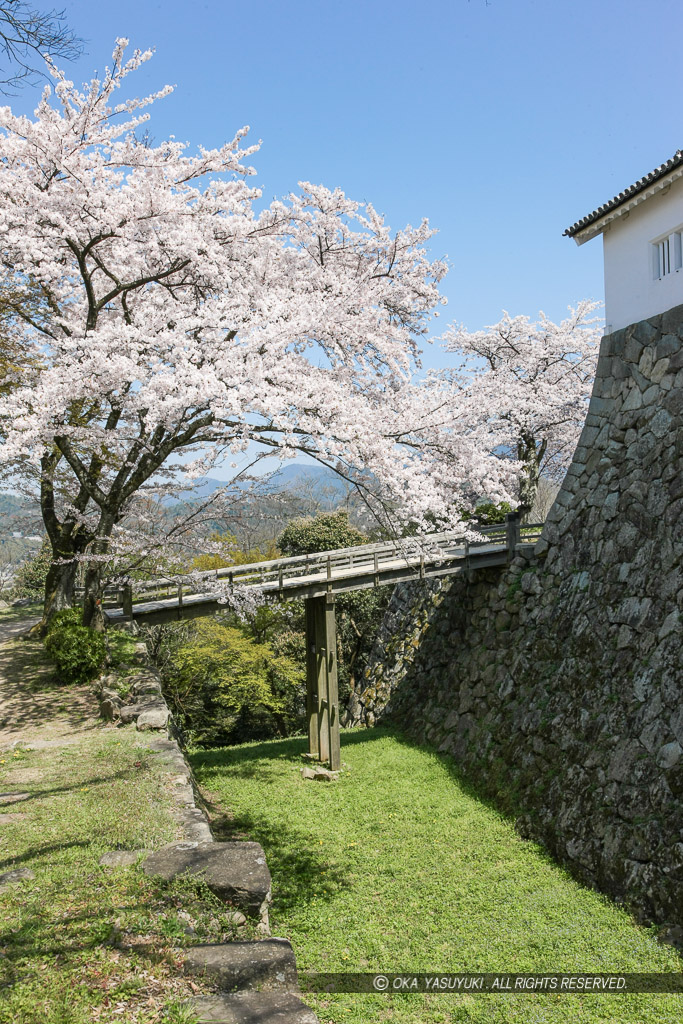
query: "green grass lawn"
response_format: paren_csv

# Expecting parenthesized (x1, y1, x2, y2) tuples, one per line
(0, 729, 251, 1024)
(191, 727, 683, 1024)
(0, 600, 42, 624)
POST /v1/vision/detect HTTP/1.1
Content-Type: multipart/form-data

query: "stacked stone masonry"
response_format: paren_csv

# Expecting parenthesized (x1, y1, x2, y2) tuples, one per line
(346, 304, 683, 939)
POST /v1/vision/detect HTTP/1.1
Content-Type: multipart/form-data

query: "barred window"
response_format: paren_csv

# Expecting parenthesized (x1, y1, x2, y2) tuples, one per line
(653, 231, 682, 279)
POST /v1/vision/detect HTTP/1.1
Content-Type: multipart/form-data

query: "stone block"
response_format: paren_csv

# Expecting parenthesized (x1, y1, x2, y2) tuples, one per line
(0, 792, 30, 805)
(657, 742, 682, 770)
(0, 868, 34, 886)
(184, 939, 298, 992)
(664, 388, 683, 416)
(660, 304, 683, 336)
(520, 572, 541, 595)
(602, 492, 619, 520)
(101, 687, 123, 702)
(136, 707, 170, 731)
(132, 680, 163, 697)
(607, 740, 643, 783)
(624, 337, 644, 363)
(100, 698, 121, 722)
(143, 841, 271, 918)
(99, 849, 148, 868)
(614, 596, 653, 628)
(119, 700, 166, 724)
(622, 387, 643, 412)
(187, 992, 319, 1024)
(650, 357, 670, 384)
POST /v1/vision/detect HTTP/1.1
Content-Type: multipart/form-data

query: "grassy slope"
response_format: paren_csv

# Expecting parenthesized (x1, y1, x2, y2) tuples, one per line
(0, 601, 42, 625)
(191, 728, 683, 1024)
(0, 640, 249, 1024)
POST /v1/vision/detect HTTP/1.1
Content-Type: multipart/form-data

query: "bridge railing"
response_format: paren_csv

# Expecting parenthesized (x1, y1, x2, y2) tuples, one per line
(94, 517, 543, 614)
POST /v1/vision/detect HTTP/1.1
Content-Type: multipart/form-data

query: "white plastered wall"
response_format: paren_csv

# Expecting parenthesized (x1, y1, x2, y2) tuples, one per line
(603, 174, 683, 332)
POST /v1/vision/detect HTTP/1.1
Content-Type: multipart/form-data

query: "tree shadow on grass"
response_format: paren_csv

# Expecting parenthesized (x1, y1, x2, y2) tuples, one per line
(191, 728, 405, 918)
(190, 724, 565, 922)
(0, 839, 91, 871)
(0, 761, 158, 816)
(206, 796, 352, 916)
(190, 726, 393, 774)
(0, 888, 189, 987)
(0, 640, 99, 744)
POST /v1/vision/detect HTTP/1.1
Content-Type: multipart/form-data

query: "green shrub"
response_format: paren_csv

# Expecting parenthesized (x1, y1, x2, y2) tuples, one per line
(468, 501, 513, 525)
(156, 618, 305, 747)
(45, 615, 106, 685)
(13, 539, 52, 598)
(277, 509, 366, 556)
(45, 608, 83, 634)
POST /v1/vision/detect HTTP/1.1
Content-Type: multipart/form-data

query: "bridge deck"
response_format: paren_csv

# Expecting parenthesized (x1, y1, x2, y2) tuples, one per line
(105, 520, 542, 627)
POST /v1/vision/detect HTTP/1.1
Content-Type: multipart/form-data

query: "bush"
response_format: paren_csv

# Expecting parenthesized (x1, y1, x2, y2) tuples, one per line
(13, 539, 52, 598)
(45, 613, 106, 685)
(154, 617, 305, 747)
(45, 608, 83, 634)
(277, 510, 366, 556)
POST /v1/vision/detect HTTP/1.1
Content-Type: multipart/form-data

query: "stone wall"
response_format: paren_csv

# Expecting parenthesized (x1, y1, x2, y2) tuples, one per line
(347, 304, 683, 939)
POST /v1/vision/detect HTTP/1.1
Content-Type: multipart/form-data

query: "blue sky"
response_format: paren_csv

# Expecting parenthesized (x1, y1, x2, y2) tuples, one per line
(12, 0, 679, 374)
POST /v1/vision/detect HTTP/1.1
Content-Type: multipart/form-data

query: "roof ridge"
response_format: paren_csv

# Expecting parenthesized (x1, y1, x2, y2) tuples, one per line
(564, 149, 683, 238)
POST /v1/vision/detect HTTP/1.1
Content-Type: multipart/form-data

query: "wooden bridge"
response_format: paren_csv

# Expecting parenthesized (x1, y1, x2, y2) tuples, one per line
(105, 511, 541, 773)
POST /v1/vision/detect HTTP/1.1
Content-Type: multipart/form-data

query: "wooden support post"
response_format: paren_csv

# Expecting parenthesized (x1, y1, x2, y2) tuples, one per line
(305, 594, 340, 770)
(505, 511, 521, 561)
(305, 598, 319, 758)
(315, 596, 330, 764)
(326, 595, 341, 770)
(319, 594, 340, 770)
(120, 583, 133, 617)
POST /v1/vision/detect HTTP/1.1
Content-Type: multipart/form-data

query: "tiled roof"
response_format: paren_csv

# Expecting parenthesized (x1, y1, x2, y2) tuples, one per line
(564, 149, 683, 238)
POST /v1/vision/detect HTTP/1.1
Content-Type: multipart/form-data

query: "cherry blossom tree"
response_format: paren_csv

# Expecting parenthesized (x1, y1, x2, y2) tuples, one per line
(437, 302, 603, 516)
(0, 41, 513, 629)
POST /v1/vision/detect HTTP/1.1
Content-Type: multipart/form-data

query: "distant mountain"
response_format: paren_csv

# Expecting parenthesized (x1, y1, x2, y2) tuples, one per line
(169, 464, 354, 504)
(267, 464, 353, 495)
(0, 466, 361, 567)
(0, 492, 26, 516)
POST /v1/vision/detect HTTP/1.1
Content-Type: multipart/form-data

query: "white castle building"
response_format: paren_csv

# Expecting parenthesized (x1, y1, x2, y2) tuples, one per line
(565, 150, 683, 333)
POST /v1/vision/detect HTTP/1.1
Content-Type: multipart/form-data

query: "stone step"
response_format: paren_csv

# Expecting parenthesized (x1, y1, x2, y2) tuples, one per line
(188, 992, 319, 1024)
(184, 939, 298, 992)
(142, 841, 271, 919)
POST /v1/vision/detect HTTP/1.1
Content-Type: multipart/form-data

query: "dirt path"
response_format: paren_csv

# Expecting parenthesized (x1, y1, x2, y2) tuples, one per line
(0, 616, 41, 646)
(0, 624, 100, 750)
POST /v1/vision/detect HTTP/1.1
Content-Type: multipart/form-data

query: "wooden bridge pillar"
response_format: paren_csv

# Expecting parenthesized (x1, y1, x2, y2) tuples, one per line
(119, 583, 133, 618)
(305, 594, 341, 771)
(505, 510, 521, 560)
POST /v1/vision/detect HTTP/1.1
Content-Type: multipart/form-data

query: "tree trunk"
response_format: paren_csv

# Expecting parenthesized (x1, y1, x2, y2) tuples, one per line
(81, 534, 111, 631)
(28, 536, 82, 637)
(35, 450, 91, 634)
(518, 459, 540, 522)
(517, 433, 545, 523)
(44, 556, 79, 617)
